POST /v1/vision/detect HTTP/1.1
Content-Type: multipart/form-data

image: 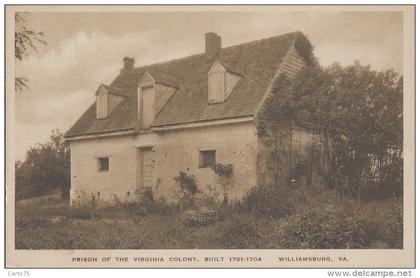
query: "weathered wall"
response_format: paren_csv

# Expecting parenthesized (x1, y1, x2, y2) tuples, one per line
(69, 121, 258, 206)
(134, 121, 258, 202)
(69, 135, 138, 206)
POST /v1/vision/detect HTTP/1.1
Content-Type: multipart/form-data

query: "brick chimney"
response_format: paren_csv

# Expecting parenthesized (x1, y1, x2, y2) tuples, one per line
(121, 56, 135, 73)
(205, 32, 221, 57)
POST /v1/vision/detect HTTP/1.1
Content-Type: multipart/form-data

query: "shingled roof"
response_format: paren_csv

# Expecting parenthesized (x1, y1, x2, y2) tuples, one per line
(65, 31, 305, 138)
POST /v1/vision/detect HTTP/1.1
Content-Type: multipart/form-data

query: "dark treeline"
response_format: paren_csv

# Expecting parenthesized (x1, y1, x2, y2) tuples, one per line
(15, 129, 70, 200)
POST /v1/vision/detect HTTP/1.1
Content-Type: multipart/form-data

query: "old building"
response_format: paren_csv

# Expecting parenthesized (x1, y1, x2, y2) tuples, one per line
(65, 31, 309, 206)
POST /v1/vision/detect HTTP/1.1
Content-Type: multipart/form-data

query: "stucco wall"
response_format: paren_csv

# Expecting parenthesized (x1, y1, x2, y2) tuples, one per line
(69, 135, 138, 206)
(69, 121, 258, 206)
(137, 121, 258, 202)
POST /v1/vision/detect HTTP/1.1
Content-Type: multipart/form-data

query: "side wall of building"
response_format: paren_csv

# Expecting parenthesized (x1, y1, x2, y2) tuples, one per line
(69, 121, 258, 206)
(137, 121, 258, 202)
(69, 135, 138, 206)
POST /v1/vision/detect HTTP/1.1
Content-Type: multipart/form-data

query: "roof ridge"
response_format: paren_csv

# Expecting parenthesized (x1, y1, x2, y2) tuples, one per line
(132, 31, 302, 71)
(133, 52, 205, 71)
(221, 31, 301, 51)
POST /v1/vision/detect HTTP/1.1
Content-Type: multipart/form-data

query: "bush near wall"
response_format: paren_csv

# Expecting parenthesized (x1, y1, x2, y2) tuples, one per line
(236, 185, 294, 219)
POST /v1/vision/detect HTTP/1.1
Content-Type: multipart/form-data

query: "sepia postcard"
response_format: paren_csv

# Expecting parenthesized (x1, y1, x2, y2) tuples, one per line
(5, 5, 415, 268)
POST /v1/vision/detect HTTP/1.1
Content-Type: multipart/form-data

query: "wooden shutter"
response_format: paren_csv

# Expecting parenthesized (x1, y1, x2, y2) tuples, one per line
(208, 63, 226, 104)
(96, 94, 107, 119)
(141, 86, 155, 128)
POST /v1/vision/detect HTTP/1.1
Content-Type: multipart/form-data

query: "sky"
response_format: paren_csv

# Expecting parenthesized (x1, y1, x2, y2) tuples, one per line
(14, 10, 403, 161)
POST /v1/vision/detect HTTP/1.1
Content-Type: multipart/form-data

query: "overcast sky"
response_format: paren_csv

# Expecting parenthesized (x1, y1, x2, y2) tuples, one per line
(14, 10, 403, 161)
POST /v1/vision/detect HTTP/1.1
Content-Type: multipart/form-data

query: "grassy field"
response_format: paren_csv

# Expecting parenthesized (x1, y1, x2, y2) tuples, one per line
(15, 187, 403, 249)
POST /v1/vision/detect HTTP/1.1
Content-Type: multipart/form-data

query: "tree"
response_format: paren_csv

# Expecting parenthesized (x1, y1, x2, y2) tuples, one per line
(297, 62, 403, 199)
(257, 74, 296, 186)
(15, 12, 46, 91)
(15, 129, 70, 200)
(259, 59, 403, 200)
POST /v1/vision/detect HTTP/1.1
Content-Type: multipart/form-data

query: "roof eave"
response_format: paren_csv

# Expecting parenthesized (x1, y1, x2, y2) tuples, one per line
(151, 114, 255, 131)
(65, 128, 136, 141)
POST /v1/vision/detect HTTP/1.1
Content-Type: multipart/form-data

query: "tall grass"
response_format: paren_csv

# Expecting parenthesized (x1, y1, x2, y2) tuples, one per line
(15, 185, 403, 249)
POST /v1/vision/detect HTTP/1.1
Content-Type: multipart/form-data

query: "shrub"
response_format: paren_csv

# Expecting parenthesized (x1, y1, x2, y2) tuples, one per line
(280, 209, 372, 249)
(216, 201, 236, 221)
(110, 189, 173, 216)
(366, 199, 403, 249)
(149, 197, 173, 215)
(140, 187, 155, 207)
(212, 163, 234, 202)
(175, 171, 198, 194)
(126, 197, 173, 217)
(182, 208, 217, 227)
(385, 201, 403, 248)
(213, 163, 233, 177)
(219, 215, 263, 248)
(199, 185, 221, 209)
(278, 188, 404, 249)
(175, 171, 198, 210)
(238, 185, 294, 219)
(281, 210, 343, 249)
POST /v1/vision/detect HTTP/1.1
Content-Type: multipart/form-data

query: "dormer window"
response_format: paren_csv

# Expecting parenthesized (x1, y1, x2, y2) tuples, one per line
(96, 84, 124, 119)
(139, 83, 155, 129)
(208, 62, 241, 104)
(138, 71, 178, 129)
(96, 87, 107, 119)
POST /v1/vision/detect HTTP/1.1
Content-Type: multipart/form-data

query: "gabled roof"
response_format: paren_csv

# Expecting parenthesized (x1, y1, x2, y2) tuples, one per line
(65, 31, 306, 138)
(216, 61, 245, 77)
(95, 84, 128, 97)
(146, 69, 180, 88)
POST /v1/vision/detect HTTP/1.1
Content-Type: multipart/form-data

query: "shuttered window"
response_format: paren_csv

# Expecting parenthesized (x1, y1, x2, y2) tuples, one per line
(208, 62, 226, 104)
(96, 94, 107, 119)
(141, 86, 155, 128)
(208, 62, 241, 104)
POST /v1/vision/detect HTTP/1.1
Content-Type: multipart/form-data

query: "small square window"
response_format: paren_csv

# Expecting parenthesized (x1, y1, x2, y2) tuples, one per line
(97, 157, 109, 172)
(199, 150, 216, 168)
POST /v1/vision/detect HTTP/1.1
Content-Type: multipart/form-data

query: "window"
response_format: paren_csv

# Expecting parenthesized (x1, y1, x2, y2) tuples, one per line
(199, 150, 216, 168)
(97, 157, 109, 172)
(208, 62, 241, 104)
(96, 93, 107, 119)
(140, 86, 155, 129)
